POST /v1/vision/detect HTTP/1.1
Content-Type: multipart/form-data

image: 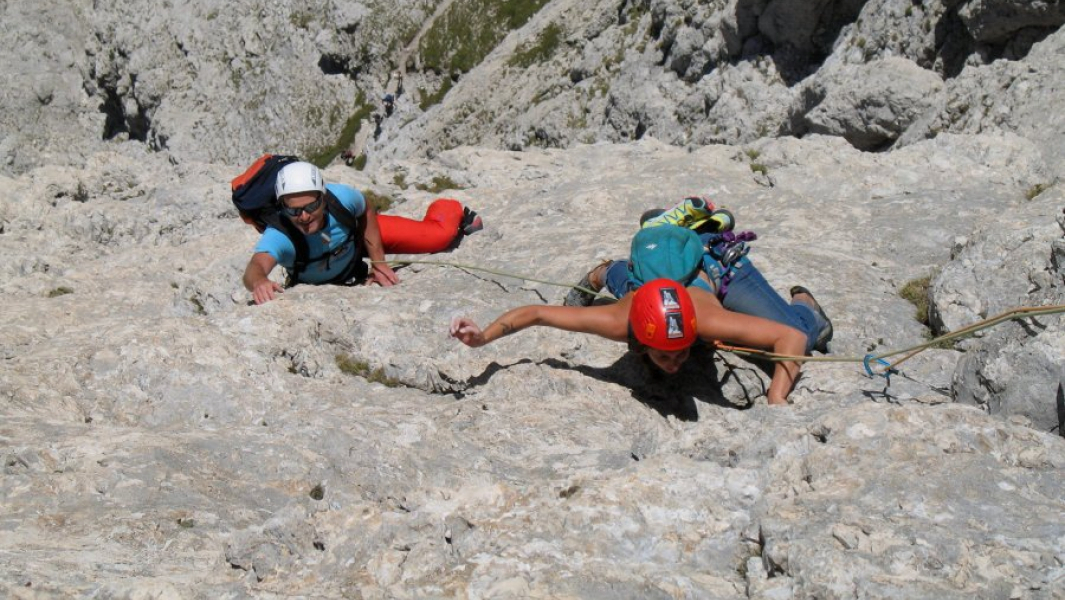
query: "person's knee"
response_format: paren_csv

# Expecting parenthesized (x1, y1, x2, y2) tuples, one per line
(426, 198, 463, 219)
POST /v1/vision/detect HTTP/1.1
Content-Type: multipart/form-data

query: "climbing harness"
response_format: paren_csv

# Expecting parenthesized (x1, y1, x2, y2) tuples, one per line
(704, 230, 757, 298)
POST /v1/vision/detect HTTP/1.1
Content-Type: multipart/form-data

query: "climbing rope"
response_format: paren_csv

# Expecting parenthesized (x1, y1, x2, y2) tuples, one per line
(716, 304, 1065, 382)
(376, 258, 1065, 383)
(379, 258, 601, 296)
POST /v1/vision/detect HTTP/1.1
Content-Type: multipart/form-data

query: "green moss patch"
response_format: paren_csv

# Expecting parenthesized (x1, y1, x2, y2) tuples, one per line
(308, 93, 374, 168)
(509, 23, 563, 68)
(1025, 183, 1050, 200)
(418, 0, 551, 76)
(418, 78, 453, 111)
(336, 354, 403, 387)
(362, 189, 395, 213)
(899, 275, 932, 326)
(415, 176, 464, 193)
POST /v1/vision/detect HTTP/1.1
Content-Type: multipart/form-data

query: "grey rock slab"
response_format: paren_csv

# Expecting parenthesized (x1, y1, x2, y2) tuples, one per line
(801, 58, 945, 150)
(2, 133, 1064, 596)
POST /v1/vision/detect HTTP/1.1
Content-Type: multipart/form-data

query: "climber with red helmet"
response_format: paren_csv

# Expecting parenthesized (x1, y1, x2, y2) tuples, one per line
(450, 225, 830, 405)
(450, 276, 809, 404)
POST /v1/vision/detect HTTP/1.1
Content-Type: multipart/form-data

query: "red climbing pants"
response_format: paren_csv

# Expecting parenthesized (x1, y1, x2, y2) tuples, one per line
(377, 198, 464, 254)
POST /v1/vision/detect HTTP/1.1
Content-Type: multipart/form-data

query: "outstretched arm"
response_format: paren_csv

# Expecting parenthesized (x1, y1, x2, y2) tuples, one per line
(360, 202, 399, 286)
(690, 291, 807, 405)
(243, 252, 284, 305)
(451, 302, 630, 348)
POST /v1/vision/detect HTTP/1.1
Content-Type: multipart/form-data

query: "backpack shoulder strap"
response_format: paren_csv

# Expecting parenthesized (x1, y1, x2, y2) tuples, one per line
(324, 189, 360, 232)
(258, 211, 310, 287)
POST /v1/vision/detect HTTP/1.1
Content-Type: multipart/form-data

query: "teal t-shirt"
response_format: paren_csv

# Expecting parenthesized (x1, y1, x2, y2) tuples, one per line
(254, 184, 366, 284)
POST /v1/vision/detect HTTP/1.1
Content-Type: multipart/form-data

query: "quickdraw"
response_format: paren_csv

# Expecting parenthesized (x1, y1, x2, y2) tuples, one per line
(705, 230, 757, 298)
(863, 354, 899, 383)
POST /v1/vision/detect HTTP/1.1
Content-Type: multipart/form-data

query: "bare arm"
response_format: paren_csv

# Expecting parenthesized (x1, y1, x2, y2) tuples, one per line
(689, 290, 807, 405)
(243, 252, 284, 305)
(360, 202, 399, 286)
(451, 302, 631, 348)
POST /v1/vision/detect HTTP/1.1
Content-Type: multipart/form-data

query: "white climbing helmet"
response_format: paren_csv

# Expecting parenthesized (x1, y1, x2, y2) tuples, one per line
(274, 161, 325, 199)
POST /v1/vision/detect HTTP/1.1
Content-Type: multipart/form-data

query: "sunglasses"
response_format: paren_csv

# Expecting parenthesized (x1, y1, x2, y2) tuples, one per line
(282, 196, 324, 217)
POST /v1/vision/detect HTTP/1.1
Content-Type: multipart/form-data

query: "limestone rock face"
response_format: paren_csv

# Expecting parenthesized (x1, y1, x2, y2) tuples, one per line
(2, 0, 1064, 597)
(3, 0, 1064, 178)
(0, 1, 102, 173)
(929, 192, 1063, 336)
(934, 188, 1065, 433)
(2, 135, 1062, 597)
(896, 27, 1065, 178)
(801, 57, 945, 150)
(365, 0, 1065, 183)
(0, 0, 430, 172)
(757, 0, 867, 64)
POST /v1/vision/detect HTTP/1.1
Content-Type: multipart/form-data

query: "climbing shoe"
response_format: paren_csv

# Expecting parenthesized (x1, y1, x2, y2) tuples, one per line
(563, 261, 610, 307)
(790, 286, 834, 353)
(460, 207, 484, 236)
(641, 196, 716, 230)
(699, 208, 735, 233)
(639, 208, 667, 227)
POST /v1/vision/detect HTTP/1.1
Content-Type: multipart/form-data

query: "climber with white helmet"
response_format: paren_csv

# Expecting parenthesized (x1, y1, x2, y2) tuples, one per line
(242, 161, 482, 304)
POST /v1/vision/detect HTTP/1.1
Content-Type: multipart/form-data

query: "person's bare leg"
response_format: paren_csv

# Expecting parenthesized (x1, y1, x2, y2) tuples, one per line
(563, 260, 613, 306)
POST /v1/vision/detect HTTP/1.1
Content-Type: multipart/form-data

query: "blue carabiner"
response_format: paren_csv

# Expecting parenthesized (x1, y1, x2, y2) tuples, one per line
(863, 355, 898, 382)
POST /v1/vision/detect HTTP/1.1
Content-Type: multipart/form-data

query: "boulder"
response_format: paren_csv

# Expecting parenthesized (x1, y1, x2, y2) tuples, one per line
(801, 57, 945, 150)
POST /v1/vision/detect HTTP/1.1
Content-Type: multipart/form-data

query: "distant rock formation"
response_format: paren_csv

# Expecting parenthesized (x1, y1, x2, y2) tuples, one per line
(2, 1, 1062, 177)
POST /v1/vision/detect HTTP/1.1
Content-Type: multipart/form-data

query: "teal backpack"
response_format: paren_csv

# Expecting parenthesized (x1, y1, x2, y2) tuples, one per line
(627, 225, 705, 289)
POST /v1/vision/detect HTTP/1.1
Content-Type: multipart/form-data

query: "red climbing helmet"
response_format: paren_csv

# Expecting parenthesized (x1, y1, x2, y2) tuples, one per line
(628, 278, 698, 351)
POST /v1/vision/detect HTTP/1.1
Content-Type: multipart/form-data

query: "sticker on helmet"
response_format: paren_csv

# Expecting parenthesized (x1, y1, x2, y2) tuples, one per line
(659, 287, 680, 310)
(665, 312, 684, 338)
